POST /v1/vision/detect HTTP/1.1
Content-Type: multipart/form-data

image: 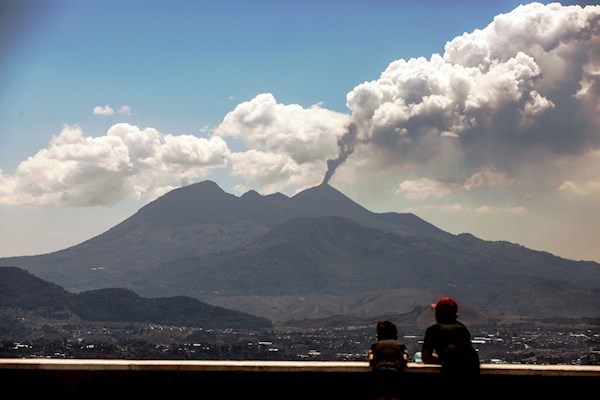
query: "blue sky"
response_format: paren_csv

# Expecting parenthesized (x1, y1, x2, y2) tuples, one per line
(1, 0, 528, 159)
(1, 0, 600, 262)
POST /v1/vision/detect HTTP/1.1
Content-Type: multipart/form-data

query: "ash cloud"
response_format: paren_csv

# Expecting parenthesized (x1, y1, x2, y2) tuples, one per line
(322, 122, 358, 185)
(342, 2, 600, 187)
(317, 3, 600, 193)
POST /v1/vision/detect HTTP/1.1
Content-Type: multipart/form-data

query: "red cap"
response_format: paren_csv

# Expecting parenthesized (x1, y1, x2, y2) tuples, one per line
(431, 297, 458, 315)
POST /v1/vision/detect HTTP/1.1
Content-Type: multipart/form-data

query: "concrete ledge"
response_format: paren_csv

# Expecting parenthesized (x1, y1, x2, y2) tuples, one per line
(480, 363, 600, 377)
(1, 359, 371, 372)
(3, 358, 600, 375)
(2, 359, 599, 397)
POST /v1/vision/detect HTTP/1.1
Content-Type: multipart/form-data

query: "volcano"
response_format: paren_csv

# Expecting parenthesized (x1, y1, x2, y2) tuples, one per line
(2, 180, 599, 322)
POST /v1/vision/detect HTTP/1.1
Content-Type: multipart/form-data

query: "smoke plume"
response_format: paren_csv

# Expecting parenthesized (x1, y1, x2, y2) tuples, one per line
(322, 122, 358, 185)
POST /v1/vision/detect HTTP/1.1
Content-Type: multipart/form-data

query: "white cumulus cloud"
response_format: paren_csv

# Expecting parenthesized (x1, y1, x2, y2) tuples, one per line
(559, 179, 600, 196)
(93, 104, 132, 116)
(118, 105, 132, 115)
(215, 93, 351, 190)
(0, 124, 230, 206)
(336, 2, 600, 210)
(92, 105, 115, 116)
(395, 178, 456, 201)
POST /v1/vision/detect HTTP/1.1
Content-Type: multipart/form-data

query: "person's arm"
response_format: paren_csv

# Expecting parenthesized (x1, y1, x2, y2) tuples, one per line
(368, 343, 376, 366)
(421, 347, 439, 364)
(421, 329, 439, 364)
(421, 326, 440, 364)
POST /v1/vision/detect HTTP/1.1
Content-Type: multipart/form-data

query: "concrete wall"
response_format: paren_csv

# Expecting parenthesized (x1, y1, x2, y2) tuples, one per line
(2, 359, 599, 398)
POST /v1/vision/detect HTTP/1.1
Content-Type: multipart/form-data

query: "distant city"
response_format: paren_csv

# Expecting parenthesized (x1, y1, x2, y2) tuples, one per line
(1, 321, 598, 365)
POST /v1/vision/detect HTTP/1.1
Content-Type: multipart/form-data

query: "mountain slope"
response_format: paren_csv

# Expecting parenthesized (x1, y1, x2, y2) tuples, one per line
(0, 266, 271, 329)
(0, 266, 71, 311)
(131, 215, 600, 320)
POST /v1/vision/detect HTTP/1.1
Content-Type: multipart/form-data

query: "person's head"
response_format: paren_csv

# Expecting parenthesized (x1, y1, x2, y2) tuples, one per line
(432, 297, 458, 323)
(376, 320, 398, 340)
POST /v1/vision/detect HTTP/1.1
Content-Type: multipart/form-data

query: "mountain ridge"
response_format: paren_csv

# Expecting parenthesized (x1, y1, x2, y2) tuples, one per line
(0, 266, 271, 329)
(1, 180, 599, 322)
(0, 181, 446, 290)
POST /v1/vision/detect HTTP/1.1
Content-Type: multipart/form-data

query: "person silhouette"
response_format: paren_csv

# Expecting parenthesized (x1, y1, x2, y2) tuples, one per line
(421, 297, 480, 396)
(368, 320, 409, 400)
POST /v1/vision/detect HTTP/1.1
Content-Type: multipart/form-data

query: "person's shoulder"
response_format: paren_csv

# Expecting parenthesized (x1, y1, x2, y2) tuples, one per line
(426, 322, 444, 331)
(438, 320, 466, 328)
(454, 320, 471, 331)
(377, 339, 406, 349)
(379, 338, 403, 345)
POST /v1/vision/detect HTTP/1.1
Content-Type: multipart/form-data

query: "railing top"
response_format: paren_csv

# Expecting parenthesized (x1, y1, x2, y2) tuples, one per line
(2, 359, 600, 377)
